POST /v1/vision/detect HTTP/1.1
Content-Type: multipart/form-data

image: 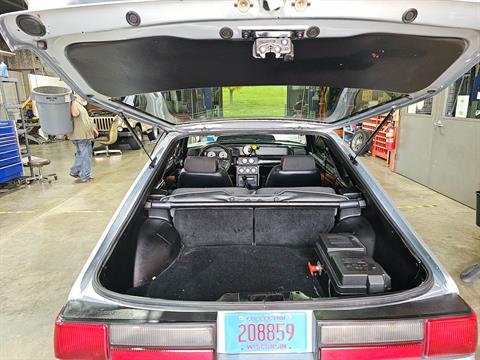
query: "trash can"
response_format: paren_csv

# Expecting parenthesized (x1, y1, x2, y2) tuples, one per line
(31, 86, 73, 135)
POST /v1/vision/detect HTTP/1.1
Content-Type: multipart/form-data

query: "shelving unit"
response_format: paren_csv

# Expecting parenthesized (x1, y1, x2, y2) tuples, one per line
(362, 115, 389, 160)
(342, 124, 357, 144)
(0, 78, 33, 182)
(360, 112, 399, 162)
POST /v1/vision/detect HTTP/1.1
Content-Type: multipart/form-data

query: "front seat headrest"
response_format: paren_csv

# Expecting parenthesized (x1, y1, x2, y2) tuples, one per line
(183, 156, 217, 173)
(281, 155, 316, 171)
(178, 156, 233, 188)
(265, 155, 322, 188)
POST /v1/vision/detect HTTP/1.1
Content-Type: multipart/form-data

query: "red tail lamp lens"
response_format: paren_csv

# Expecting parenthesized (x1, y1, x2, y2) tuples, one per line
(54, 318, 108, 360)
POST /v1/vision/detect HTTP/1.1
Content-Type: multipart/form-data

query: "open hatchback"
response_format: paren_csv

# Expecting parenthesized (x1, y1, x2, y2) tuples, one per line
(1, 1, 479, 359)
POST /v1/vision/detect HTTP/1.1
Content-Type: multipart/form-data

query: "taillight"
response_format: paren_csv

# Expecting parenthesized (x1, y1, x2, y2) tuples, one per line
(424, 312, 478, 357)
(318, 311, 478, 359)
(54, 317, 109, 360)
(54, 315, 216, 360)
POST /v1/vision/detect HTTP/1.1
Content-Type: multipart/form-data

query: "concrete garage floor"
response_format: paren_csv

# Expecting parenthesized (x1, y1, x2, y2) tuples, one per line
(0, 142, 479, 359)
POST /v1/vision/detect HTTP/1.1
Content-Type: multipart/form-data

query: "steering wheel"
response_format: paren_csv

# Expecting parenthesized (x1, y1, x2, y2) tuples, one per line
(199, 143, 232, 172)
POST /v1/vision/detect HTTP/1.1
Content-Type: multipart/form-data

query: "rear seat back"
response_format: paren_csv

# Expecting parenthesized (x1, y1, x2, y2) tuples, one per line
(172, 206, 336, 247)
(255, 187, 338, 244)
(168, 187, 340, 247)
(170, 188, 254, 246)
(173, 207, 253, 246)
(255, 207, 336, 246)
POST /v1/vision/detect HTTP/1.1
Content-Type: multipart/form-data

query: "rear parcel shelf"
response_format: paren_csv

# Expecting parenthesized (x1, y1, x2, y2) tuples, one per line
(144, 187, 366, 221)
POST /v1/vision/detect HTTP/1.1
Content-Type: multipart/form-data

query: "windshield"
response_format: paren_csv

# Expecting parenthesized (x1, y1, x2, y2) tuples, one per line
(187, 134, 306, 148)
(121, 86, 404, 124)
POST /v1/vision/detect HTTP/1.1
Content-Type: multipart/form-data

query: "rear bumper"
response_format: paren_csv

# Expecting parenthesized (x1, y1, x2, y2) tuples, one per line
(60, 294, 474, 324)
(56, 294, 477, 360)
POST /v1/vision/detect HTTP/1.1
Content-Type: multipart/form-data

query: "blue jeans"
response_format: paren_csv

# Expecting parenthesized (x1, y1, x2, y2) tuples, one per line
(70, 139, 92, 180)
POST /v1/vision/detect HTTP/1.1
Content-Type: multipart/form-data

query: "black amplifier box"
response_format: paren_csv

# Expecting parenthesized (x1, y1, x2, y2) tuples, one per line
(315, 234, 391, 295)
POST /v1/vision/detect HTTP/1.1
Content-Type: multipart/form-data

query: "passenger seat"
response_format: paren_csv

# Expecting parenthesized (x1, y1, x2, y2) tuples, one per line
(265, 155, 321, 187)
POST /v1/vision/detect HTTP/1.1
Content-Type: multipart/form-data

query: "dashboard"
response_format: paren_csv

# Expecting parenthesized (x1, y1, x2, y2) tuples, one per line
(233, 144, 290, 157)
(194, 144, 294, 158)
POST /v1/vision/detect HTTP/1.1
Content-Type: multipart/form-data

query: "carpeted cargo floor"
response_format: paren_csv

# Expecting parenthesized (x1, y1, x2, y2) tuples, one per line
(145, 245, 321, 301)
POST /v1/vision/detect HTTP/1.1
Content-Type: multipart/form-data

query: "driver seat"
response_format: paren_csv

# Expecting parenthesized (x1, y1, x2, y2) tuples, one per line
(178, 156, 233, 188)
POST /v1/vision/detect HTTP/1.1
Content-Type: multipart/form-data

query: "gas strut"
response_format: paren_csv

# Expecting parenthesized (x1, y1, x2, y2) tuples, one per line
(349, 108, 396, 164)
(118, 112, 157, 168)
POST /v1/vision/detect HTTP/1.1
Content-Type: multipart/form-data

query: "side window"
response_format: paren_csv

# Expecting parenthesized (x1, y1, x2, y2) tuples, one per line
(406, 98, 433, 115)
(445, 62, 480, 119)
(353, 90, 401, 113)
(311, 136, 350, 187)
(164, 140, 183, 168)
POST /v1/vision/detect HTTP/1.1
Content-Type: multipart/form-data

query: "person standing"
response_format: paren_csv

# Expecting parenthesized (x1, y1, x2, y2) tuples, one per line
(68, 95, 98, 182)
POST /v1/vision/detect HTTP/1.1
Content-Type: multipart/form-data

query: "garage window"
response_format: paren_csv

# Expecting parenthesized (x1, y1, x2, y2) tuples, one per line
(445, 62, 480, 119)
(406, 98, 433, 115)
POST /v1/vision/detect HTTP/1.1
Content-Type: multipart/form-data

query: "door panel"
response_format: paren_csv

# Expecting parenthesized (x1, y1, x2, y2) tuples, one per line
(396, 116, 434, 186)
(429, 119, 480, 208)
(396, 89, 480, 209)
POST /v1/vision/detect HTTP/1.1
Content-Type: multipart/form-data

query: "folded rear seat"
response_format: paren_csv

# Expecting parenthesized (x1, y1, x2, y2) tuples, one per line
(169, 187, 339, 247)
(254, 187, 339, 245)
(173, 207, 254, 246)
(168, 188, 254, 246)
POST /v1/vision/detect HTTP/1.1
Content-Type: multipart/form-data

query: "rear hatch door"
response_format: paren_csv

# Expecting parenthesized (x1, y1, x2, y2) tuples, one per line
(1, 0, 479, 130)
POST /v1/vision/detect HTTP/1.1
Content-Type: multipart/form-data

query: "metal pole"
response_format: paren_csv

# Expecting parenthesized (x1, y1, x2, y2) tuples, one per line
(13, 79, 34, 177)
(0, 79, 9, 120)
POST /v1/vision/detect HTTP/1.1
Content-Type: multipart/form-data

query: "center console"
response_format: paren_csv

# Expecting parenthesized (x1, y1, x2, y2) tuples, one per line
(236, 157, 259, 188)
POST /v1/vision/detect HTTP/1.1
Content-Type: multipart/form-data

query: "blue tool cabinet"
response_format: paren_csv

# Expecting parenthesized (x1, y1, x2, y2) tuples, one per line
(0, 120, 22, 183)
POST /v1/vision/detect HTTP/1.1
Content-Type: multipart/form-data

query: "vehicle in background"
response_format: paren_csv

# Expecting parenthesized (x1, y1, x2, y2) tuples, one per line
(88, 107, 160, 150)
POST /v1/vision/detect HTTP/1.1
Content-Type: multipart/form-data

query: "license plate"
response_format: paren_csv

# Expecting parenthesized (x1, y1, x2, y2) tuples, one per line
(217, 311, 313, 354)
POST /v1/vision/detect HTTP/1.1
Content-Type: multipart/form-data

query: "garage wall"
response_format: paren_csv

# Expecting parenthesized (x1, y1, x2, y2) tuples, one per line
(396, 89, 480, 209)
